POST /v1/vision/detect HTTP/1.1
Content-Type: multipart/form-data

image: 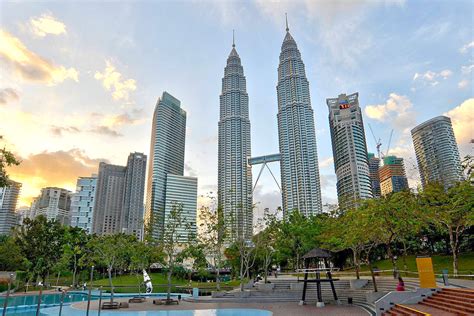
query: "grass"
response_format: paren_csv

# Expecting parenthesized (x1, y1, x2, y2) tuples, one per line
(351, 252, 474, 275)
(92, 273, 241, 293)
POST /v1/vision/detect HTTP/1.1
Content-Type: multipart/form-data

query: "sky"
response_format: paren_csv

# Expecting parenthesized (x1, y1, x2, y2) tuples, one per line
(0, 0, 473, 220)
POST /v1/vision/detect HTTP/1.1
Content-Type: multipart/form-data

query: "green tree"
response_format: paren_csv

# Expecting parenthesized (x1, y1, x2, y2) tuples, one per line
(159, 203, 191, 301)
(129, 240, 155, 295)
(15, 216, 66, 284)
(0, 235, 25, 271)
(273, 210, 321, 270)
(198, 195, 227, 291)
(89, 233, 132, 303)
(61, 226, 89, 287)
(419, 181, 474, 275)
(0, 136, 20, 187)
(254, 212, 278, 283)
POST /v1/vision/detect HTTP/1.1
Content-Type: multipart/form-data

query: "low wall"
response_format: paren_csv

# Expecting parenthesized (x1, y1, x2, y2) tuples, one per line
(375, 288, 438, 316)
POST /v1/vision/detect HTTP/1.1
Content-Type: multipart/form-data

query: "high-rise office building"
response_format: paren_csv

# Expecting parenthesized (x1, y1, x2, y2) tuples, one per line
(145, 92, 187, 240)
(379, 156, 409, 196)
(411, 116, 463, 189)
(368, 153, 381, 198)
(34, 187, 72, 225)
(277, 21, 322, 216)
(93, 152, 147, 237)
(70, 175, 97, 234)
(0, 181, 21, 235)
(164, 174, 197, 243)
(93, 163, 126, 235)
(327, 92, 373, 209)
(123, 152, 147, 240)
(218, 38, 253, 241)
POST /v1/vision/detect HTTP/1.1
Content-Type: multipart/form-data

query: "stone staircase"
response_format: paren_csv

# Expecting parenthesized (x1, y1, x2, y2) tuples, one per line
(418, 288, 474, 315)
(381, 288, 474, 316)
(225, 278, 371, 304)
(382, 304, 429, 315)
(363, 278, 420, 292)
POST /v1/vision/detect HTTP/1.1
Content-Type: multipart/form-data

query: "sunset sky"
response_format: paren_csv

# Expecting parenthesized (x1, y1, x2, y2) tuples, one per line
(1, 0, 472, 219)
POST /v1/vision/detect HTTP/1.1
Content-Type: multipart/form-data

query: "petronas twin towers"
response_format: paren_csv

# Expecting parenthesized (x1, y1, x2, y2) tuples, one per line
(218, 22, 322, 241)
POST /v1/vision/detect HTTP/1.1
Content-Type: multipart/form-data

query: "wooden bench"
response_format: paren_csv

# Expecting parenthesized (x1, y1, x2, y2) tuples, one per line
(153, 298, 179, 305)
(101, 302, 120, 309)
(129, 297, 146, 303)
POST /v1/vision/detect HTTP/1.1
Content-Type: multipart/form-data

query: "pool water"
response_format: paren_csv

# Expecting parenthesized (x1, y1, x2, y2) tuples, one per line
(0, 293, 91, 307)
(39, 306, 272, 316)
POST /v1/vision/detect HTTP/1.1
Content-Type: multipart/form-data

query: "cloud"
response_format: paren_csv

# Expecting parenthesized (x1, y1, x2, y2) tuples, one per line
(89, 125, 122, 137)
(413, 69, 452, 86)
(29, 13, 66, 37)
(101, 112, 139, 128)
(8, 149, 107, 205)
(319, 156, 334, 168)
(458, 79, 470, 89)
(253, 187, 282, 223)
(0, 30, 78, 84)
(460, 41, 474, 54)
(444, 98, 474, 157)
(94, 60, 136, 101)
(254, 0, 404, 68)
(50, 125, 80, 136)
(185, 162, 198, 177)
(0, 88, 20, 105)
(461, 64, 474, 75)
(365, 93, 416, 131)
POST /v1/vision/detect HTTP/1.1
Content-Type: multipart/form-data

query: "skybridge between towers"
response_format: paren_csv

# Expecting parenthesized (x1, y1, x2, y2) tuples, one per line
(248, 153, 281, 194)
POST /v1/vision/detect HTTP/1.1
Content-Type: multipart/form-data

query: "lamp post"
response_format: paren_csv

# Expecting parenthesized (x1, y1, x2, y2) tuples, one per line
(86, 265, 94, 316)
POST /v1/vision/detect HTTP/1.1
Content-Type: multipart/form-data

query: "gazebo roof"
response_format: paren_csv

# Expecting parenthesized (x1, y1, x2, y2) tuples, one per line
(302, 248, 332, 259)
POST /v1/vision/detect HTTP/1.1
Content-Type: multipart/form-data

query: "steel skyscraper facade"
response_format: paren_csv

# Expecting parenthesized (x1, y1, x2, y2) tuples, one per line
(145, 92, 187, 240)
(71, 175, 97, 234)
(0, 181, 21, 235)
(327, 93, 373, 209)
(411, 116, 463, 189)
(123, 152, 147, 240)
(277, 24, 322, 216)
(218, 39, 253, 241)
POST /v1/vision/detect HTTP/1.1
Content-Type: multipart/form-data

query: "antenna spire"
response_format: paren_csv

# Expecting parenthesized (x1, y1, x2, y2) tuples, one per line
(285, 13, 289, 32)
(232, 29, 235, 48)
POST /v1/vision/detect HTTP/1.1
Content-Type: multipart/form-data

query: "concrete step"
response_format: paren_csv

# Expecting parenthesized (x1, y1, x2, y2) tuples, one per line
(421, 299, 470, 316)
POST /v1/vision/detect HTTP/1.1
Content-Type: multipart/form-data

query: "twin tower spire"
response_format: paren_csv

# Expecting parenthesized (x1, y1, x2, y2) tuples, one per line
(219, 15, 323, 242)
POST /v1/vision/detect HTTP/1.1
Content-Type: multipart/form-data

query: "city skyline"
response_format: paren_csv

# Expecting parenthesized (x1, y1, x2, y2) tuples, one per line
(1, 1, 472, 218)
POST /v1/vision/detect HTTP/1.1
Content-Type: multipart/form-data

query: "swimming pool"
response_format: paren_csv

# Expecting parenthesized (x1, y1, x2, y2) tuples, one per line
(39, 306, 272, 316)
(0, 292, 190, 315)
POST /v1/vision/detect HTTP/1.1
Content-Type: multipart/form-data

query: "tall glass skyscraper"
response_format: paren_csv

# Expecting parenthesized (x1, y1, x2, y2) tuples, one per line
(327, 92, 373, 209)
(411, 116, 463, 189)
(277, 23, 322, 216)
(0, 181, 21, 235)
(71, 175, 97, 234)
(368, 153, 381, 198)
(145, 92, 187, 240)
(123, 152, 147, 240)
(218, 38, 253, 241)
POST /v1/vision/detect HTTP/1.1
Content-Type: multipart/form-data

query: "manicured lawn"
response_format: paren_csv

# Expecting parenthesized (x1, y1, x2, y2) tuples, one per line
(355, 252, 474, 275)
(92, 273, 240, 293)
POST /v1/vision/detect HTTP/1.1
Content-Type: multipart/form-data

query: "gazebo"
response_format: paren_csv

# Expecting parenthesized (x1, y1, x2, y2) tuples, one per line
(298, 248, 339, 307)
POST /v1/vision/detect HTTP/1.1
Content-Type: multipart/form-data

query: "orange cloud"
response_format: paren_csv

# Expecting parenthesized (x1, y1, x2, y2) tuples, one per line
(0, 29, 78, 84)
(7, 149, 107, 206)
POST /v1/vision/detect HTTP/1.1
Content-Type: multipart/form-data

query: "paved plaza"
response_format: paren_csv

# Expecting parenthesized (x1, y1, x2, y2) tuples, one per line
(72, 299, 369, 315)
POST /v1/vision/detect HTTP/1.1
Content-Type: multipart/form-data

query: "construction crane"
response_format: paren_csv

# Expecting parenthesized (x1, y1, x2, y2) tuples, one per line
(385, 129, 394, 157)
(368, 124, 394, 159)
(368, 124, 382, 158)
